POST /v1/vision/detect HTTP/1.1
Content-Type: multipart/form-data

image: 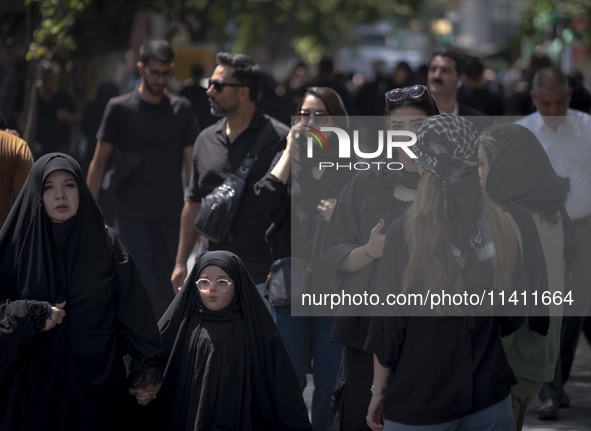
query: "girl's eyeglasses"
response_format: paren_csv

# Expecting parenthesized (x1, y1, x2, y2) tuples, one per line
(296, 110, 330, 125)
(385, 85, 428, 103)
(196, 278, 232, 293)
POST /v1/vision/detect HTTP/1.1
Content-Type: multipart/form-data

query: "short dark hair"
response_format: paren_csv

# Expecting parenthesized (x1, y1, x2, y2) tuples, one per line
(216, 52, 261, 103)
(532, 66, 569, 95)
(428, 48, 466, 75)
(139, 40, 174, 65)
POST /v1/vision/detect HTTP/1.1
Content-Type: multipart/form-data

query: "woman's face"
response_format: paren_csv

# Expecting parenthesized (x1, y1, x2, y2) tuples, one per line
(43, 170, 79, 223)
(388, 106, 428, 169)
(478, 145, 490, 188)
(298, 94, 331, 128)
(198, 265, 236, 311)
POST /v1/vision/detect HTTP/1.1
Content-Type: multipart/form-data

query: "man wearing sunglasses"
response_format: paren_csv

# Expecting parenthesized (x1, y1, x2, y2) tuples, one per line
(171, 52, 289, 297)
(87, 39, 198, 319)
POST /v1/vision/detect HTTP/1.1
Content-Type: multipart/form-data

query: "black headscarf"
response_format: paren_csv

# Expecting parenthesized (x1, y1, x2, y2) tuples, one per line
(153, 251, 311, 431)
(0, 153, 163, 430)
(482, 124, 579, 334)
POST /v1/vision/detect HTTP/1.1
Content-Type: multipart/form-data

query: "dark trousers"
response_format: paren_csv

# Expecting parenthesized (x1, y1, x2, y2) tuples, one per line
(539, 218, 591, 402)
(117, 218, 179, 319)
(328, 346, 373, 431)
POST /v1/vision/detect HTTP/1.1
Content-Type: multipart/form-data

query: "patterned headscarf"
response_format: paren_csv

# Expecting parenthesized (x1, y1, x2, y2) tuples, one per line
(414, 115, 495, 291)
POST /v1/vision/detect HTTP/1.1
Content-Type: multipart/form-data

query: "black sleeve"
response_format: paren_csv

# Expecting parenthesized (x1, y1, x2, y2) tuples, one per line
(107, 227, 165, 388)
(1, 300, 51, 376)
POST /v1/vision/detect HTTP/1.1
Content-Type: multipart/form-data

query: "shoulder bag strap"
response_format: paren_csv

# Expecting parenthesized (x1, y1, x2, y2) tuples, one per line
(234, 118, 276, 181)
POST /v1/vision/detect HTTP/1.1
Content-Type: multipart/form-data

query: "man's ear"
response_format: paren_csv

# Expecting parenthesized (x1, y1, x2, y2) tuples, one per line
(239, 86, 251, 102)
(136, 61, 144, 74)
(529, 89, 537, 108)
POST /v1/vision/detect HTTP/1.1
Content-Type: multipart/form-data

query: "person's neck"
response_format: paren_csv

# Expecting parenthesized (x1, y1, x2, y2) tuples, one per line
(138, 82, 163, 105)
(435, 97, 457, 114)
(225, 102, 256, 143)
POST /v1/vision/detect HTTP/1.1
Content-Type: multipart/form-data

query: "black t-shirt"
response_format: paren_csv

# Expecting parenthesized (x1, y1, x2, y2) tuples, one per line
(186, 111, 289, 283)
(36, 90, 75, 154)
(98, 89, 197, 220)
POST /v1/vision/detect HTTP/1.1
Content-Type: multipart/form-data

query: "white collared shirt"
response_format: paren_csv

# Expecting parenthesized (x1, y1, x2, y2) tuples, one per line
(515, 109, 591, 219)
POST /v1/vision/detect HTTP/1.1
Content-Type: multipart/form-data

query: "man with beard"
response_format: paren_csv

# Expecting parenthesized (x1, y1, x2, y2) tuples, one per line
(87, 40, 197, 318)
(171, 52, 289, 296)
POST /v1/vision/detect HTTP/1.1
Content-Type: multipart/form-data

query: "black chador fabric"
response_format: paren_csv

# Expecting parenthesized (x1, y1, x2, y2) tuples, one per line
(483, 124, 579, 335)
(0, 153, 164, 431)
(147, 250, 311, 431)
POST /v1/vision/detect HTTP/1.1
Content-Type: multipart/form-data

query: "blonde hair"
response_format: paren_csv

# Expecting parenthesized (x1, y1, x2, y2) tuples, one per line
(402, 171, 517, 309)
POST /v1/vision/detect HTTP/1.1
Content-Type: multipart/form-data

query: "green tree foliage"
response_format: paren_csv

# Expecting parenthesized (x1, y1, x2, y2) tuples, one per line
(519, 0, 591, 50)
(26, 0, 91, 61)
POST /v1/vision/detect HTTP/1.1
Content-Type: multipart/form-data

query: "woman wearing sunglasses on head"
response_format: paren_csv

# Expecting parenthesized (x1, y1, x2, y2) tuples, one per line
(254, 86, 354, 431)
(135, 250, 311, 430)
(320, 85, 440, 430)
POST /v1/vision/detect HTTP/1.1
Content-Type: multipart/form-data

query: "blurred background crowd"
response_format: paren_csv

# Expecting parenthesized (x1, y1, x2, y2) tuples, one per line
(2, 0, 591, 163)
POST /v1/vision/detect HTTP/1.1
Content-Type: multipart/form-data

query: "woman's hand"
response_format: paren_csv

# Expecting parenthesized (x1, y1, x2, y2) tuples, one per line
(366, 393, 385, 430)
(317, 198, 337, 222)
(43, 302, 66, 331)
(130, 383, 161, 406)
(364, 219, 385, 259)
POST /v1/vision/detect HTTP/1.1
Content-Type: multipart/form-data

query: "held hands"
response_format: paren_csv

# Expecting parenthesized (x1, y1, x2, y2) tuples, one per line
(43, 302, 66, 331)
(130, 383, 161, 406)
(364, 219, 385, 260)
(317, 198, 337, 222)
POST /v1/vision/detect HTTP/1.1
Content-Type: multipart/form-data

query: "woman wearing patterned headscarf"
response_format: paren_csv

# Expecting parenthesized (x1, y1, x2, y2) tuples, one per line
(321, 84, 439, 431)
(365, 115, 526, 430)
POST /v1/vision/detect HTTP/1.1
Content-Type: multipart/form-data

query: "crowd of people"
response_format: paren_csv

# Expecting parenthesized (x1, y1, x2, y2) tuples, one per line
(1, 38, 591, 431)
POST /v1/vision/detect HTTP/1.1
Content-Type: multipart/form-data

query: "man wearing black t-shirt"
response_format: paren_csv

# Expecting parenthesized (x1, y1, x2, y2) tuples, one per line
(171, 52, 288, 294)
(87, 40, 198, 318)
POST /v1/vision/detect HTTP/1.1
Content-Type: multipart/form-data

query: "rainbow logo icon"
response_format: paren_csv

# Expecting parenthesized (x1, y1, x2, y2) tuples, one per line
(300, 124, 328, 149)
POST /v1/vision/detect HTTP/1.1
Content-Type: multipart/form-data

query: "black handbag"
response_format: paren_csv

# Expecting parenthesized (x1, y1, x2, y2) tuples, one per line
(264, 257, 311, 306)
(264, 216, 322, 306)
(100, 148, 142, 200)
(194, 119, 273, 244)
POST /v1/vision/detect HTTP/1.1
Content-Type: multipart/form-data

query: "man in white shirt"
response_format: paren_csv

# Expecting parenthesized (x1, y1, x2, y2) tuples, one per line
(516, 66, 591, 421)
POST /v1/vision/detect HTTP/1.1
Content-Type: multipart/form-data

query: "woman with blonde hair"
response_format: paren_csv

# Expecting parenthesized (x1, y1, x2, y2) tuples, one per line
(366, 115, 526, 430)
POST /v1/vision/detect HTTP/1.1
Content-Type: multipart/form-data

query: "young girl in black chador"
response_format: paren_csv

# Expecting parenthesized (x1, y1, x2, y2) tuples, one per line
(145, 250, 311, 431)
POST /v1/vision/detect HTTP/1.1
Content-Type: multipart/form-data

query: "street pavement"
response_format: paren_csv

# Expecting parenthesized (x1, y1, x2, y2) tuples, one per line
(522, 335, 591, 431)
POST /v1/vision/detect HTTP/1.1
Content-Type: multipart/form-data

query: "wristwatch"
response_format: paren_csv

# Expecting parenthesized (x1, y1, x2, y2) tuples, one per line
(370, 385, 387, 396)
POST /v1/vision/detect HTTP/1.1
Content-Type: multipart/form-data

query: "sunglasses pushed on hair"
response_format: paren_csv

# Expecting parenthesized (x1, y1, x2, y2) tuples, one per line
(385, 85, 428, 103)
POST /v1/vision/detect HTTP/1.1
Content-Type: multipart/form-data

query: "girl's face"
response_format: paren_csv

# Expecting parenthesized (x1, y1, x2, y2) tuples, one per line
(43, 170, 79, 223)
(197, 265, 236, 311)
(478, 146, 490, 189)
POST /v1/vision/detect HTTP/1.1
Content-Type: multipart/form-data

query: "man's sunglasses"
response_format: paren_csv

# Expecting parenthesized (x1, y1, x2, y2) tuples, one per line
(296, 110, 329, 125)
(385, 85, 428, 103)
(208, 79, 245, 93)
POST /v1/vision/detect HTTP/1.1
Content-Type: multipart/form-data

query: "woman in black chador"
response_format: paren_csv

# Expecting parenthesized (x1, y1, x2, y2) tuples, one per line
(145, 250, 311, 431)
(0, 153, 164, 430)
